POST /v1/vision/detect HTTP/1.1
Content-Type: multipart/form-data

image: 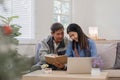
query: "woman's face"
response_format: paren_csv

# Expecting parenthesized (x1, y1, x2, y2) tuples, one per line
(68, 32, 78, 42)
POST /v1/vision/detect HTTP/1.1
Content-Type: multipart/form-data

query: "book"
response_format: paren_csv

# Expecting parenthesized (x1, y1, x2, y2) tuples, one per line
(45, 54, 67, 65)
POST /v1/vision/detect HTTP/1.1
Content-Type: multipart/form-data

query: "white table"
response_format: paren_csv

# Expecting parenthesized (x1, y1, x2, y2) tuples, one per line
(22, 70, 108, 80)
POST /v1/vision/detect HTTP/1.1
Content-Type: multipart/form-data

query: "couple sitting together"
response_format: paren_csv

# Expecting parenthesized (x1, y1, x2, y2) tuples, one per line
(31, 22, 97, 71)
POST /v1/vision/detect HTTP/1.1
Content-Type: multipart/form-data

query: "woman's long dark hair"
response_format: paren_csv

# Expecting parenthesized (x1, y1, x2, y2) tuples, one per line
(67, 23, 89, 50)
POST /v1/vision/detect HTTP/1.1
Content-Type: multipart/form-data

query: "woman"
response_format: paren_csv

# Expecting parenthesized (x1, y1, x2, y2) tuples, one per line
(66, 23, 97, 57)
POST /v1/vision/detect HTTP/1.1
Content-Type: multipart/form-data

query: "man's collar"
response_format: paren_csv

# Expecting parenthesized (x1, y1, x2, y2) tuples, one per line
(47, 36, 65, 50)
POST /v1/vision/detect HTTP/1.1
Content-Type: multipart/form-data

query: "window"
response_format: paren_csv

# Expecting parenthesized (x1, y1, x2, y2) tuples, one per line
(53, 0, 72, 28)
(0, 0, 34, 39)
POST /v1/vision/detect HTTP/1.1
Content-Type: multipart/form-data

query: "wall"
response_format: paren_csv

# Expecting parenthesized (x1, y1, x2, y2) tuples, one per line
(35, 0, 53, 42)
(95, 0, 120, 40)
(72, 0, 96, 34)
(72, 0, 120, 40)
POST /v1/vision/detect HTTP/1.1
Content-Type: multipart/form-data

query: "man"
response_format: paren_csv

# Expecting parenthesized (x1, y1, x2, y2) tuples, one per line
(31, 22, 69, 71)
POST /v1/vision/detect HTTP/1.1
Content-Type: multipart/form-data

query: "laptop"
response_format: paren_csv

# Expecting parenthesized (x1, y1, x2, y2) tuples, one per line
(67, 57, 92, 74)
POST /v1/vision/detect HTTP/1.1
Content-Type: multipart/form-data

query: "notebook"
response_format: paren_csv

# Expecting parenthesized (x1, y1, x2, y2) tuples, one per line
(45, 54, 67, 64)
(67, 57, 92, 74)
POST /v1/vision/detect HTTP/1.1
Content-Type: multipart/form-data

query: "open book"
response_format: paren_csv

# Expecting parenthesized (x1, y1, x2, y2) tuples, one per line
(45, 54, 67, 65)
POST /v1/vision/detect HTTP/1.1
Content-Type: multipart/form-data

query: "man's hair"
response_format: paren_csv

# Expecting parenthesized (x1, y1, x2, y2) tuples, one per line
(50, 22, 64, 33)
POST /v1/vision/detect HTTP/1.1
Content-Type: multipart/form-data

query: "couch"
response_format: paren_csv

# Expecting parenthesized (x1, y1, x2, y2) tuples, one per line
(32, 40, 120, 80)
(95, 40, 120, 80)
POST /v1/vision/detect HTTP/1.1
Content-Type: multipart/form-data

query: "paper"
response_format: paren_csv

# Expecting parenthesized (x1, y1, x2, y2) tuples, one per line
(45, 54, 67, 64)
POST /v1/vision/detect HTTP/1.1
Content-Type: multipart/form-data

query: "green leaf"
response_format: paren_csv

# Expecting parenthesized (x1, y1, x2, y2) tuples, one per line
(0, 16, 19, 25)
(8, 16, 19, 24)
(0, 15, 8, 24)
(2, 20, 8, 24)
(10, 16, 19, 19)
(0, 15, 8, 21)
(10, 24, 21, 37)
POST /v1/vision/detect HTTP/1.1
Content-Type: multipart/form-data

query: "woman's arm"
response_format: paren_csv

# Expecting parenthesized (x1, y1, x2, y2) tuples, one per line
(89, 39, 97, 57)
(65, 41, 73, 57)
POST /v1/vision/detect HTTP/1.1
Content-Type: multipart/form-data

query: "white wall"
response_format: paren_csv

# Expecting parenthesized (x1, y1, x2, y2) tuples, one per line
(72, 0, 96, 35)
(95, 0, 120, 40)
(35, 0, 53, 42)
(72, 0, 120, 40)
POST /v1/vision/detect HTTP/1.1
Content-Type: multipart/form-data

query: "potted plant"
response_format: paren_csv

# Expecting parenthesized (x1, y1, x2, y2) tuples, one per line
(0, 15, 21, 46)
(0, 16, 33, 80)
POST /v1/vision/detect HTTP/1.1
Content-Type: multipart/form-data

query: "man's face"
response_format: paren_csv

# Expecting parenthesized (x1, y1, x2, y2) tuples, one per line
(51, 29, 64, 43)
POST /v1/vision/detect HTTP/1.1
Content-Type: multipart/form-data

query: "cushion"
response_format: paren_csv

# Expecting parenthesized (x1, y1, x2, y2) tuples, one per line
(114, 42, 120, 69)
(96, 42, 117, 69)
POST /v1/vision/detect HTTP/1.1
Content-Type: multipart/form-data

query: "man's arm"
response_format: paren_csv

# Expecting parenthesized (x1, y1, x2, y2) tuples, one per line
(31, 41, 50, 71)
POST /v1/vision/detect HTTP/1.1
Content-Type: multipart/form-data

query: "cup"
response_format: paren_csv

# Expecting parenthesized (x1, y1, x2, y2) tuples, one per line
(91, 68, 101, 76)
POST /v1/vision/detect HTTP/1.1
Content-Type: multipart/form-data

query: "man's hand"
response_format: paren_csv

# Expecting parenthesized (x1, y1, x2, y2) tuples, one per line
(53, 62, 64, 69)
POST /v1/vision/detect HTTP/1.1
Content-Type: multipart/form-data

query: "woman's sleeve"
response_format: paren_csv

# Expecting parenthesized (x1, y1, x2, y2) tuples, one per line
(89, 40, 97, 57)
(65, 41, 73, 57)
